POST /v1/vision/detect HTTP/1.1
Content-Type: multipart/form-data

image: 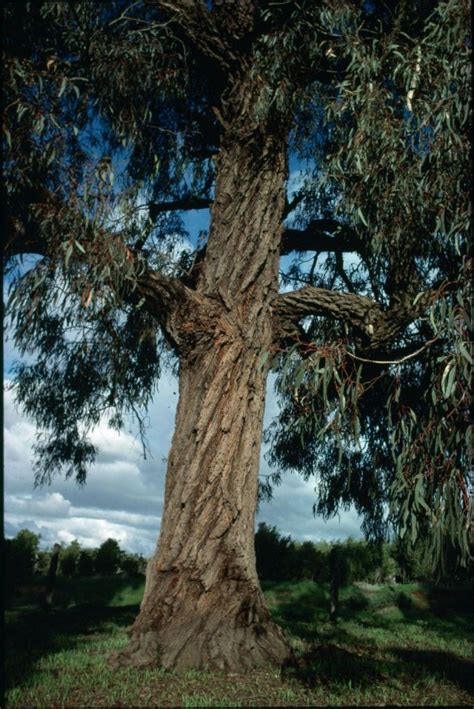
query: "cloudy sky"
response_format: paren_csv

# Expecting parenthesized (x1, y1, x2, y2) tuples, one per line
(3, 180, 364, 556)
(4, 363, 363, 556)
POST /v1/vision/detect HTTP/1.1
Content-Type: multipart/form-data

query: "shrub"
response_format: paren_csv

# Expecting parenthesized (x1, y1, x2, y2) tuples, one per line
(397, 591, 413, 610)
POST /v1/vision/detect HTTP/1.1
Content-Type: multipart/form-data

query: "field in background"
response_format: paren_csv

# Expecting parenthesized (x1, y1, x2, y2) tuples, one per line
(5, 577, 474, 707)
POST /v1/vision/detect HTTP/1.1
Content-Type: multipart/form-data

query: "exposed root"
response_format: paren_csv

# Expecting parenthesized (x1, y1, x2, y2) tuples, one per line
(108, 630, 160, 668)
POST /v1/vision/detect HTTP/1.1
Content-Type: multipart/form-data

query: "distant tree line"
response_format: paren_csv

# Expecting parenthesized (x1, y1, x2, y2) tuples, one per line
(254, 523, 472, 587)
(4, 524, 471, 593)
(3, 530, 147, 587)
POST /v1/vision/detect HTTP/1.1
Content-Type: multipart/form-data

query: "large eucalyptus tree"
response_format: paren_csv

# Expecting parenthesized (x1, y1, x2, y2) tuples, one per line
(3, 0, 471, 671)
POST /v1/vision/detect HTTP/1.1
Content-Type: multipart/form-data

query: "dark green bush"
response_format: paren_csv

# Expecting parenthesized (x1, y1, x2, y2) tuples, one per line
(397, 591, 413, 610)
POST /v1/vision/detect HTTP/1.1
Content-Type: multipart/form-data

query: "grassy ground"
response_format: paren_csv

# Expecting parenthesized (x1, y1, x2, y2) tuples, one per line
(5, 577, 474, 707)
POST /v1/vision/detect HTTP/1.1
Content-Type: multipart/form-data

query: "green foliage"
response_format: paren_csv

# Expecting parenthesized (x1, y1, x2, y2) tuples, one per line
(254, 523, 300, 582)
(328, 539, 385, 587)
(35, 549, 53, 576)
(298, 540, 326, 581)
(254, 523, 401, 585)
(3, 0, 472, 576)
(120, 552, 146, 577)
(60, 540, 82, 577)
(265, 0, 472, 571)
(3, 531, 149, 585)
(4, 529, 41, 585)
(3, 0, 186, 484)
(77, 549, 96, 577)
(95, 538, 122, 576)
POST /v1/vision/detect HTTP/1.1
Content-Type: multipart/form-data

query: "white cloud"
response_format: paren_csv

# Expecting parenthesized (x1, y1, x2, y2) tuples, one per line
(3, 382, 166, 553)
(256, 459, 363, 543)
(6, 492, 72, 518)
(89, 426, 142, 463)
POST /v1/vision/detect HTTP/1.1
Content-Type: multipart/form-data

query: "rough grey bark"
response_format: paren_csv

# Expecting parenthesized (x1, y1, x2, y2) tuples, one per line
(110, 84, 293, 671)
(273, 283, 441, 354)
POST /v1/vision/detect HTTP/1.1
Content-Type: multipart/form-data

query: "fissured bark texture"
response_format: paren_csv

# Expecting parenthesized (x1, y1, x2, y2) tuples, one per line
(111, 110, 292, 671)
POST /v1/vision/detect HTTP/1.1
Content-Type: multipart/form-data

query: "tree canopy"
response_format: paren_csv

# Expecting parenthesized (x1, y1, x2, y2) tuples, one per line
(3, 0, 472, 581)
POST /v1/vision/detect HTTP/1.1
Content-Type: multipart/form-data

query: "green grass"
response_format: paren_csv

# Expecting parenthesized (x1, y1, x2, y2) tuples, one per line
(5, 577, 474, 706)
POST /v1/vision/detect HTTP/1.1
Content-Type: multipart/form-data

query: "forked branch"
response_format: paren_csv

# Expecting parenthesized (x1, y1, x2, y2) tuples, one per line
(273, 283, 450, 352)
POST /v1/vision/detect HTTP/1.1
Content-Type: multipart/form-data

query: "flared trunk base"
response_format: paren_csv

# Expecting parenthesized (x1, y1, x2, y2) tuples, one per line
(109, 619, 291, 672)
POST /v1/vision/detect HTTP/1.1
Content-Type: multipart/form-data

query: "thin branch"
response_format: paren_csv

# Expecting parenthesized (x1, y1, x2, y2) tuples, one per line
(335, 251, 356, 294)
(283, 189, 306, 218)
(107, 1, 142, 27)
(346, 334, 441, 365)
(156, 0, 236, 67)
(148, 196, 212, 217)
(308, 251, 320, 286)
(406, 45, 422, 113)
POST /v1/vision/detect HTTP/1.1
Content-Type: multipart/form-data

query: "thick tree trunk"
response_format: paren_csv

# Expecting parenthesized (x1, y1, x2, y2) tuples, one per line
(113, 344, 290, 671)
(110, 98, 292, 671)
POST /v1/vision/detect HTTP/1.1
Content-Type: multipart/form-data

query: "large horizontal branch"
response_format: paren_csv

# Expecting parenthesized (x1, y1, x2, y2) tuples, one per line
(281, 219, 362, 256)
(273, 283, 445, 353)
(4, 187, 215, 355)
(133, 269, 200, 350)
(148, 196, 212, 218)
(275, 286, 381, 339)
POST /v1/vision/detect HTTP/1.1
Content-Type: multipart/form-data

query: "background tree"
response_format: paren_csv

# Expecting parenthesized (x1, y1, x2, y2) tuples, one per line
(4, 529, 41, 586)
(254, 522, 299, 582)
(77, 549, 96, 577)
(297, 540, 326, 582)
(47, 543, 61, 581)
(3, 0, 471, 671)
(35, 548, 53, 577)
(95, 538, 122, 576)
(326, 538, 391, 619)
(120, 552, 146, 577)
(59, 540, 81, 577)
(42, 542, 62, 608)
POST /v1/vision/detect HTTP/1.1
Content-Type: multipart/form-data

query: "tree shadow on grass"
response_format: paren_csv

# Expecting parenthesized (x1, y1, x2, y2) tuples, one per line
(4, 603, 139, 691)
(269, 586, 330, 642)
(270, 583, 474, 696)
(284, 641, 474, 697)
(356, 598, 474, 647)
(283, 623, 474, 696)
(284, 643, 385, 690)
(389, 647, 474, 694)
